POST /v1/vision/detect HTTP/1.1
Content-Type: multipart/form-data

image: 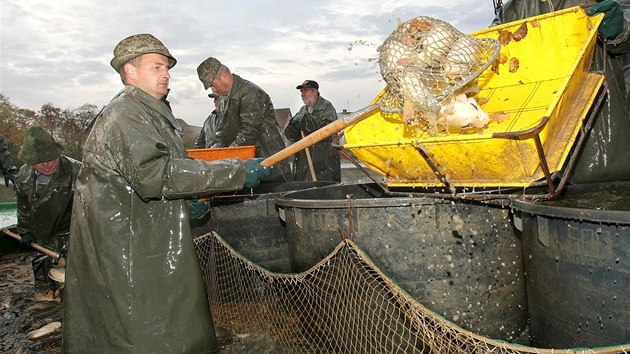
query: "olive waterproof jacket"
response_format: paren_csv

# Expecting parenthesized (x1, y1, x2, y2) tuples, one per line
(220, 74, 292, 182)
(64, 85, 244, 353)
(284, 95, 341, 182)
(195, 109, 223, 148)
(16, 155, 81, 246)
(493, 0, 630, 184)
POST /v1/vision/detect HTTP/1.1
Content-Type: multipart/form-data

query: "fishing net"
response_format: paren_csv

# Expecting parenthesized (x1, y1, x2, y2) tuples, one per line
(194, 231, 630, 354)
(377, 16, 500, 133)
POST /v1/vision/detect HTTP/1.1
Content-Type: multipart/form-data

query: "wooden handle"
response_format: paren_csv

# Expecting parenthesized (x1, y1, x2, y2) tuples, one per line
(2, 227, 65, 267)
(261, 104, 379, 167)
(301, 130, 317, 181)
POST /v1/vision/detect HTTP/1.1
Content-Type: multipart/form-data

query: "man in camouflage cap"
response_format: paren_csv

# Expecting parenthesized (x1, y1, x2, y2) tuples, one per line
(196, 56, 293, 182)
(64, 34, 270, 353)
(110, 33, 176, 73)
(15, 125, 81, 295)
(197, 57, 221, 90)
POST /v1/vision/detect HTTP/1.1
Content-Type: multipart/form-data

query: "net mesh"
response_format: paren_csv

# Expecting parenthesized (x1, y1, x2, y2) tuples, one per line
(377, 16, 499, 133)
(195, 231, 630, 354)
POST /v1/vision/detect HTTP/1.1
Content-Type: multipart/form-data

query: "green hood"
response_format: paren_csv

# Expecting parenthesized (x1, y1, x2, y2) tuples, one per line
(18, 126, 62, 165)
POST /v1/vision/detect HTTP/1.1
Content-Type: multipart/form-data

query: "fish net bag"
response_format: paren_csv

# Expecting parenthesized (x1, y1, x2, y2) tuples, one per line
(377, 16, 500, 132)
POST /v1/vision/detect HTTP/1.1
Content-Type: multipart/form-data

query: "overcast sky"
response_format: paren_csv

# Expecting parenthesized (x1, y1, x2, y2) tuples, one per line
(1, 0, 497, 126)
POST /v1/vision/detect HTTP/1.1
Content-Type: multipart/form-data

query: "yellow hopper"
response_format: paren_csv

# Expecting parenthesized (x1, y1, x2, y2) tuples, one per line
(343, 7, 604, 193)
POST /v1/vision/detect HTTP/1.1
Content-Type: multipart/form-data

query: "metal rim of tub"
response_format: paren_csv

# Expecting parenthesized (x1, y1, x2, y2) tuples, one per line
(511, 199, 630, 224)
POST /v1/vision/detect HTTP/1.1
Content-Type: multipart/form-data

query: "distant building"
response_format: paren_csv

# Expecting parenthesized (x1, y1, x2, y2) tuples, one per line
(338, 108, 351, 116)
(274, 108, 292, 131)
(274, 108, 292, 147)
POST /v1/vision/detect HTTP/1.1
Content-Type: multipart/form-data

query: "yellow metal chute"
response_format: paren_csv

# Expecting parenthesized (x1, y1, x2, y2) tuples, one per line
(344, 7, 604, 189)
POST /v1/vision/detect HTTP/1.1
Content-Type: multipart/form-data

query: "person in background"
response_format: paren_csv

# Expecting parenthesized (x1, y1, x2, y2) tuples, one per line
(493, 0, 630, 184)
(195, 92, 224, 148)
(63, 33, 270, 353)
(197, 57, 292, 183)
(15, 125, 81, 294)
(0, 133, 18, 187)
(192, 89, 224, 216)
(284, 80, 341, 182)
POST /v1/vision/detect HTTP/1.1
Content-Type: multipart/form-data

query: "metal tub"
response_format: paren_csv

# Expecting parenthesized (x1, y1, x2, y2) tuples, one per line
(193, 181, 338, 272)
(275, 183, 527, 341)
(512, 182, 630, 348)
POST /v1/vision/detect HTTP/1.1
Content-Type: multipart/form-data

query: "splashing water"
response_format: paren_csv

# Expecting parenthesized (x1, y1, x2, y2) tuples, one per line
(0, 207, 16, 228)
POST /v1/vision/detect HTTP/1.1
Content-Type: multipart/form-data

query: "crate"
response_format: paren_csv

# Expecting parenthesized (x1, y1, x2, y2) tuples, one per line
(186, 146, 256, 161)
(343, 7, 604, 190)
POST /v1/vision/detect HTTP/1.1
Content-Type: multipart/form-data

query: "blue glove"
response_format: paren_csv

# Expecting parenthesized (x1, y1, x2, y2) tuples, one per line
(4, 167, 16, 187)
(243, 158, 272, 189)
(189, 199, 209, 219)
(588, 0, 624, 40)
(19, 231, 36, 249)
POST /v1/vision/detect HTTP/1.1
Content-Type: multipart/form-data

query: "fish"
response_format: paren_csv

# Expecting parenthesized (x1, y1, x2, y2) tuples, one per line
(378, 16, 494, 130)
(443, 35, 482, 81)
(34, 290, 61, 303)
(437, 93, 489, 129)
(422, 22, 456, 66)
(26, 321, 62, 339)
(49, 267, 65, 284)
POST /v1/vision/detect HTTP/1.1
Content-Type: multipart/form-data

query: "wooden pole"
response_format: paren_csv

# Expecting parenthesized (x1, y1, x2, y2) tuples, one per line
(261, 104, 379, 167)
(2, 227, 65, 267)
(301, 130, 318, 181)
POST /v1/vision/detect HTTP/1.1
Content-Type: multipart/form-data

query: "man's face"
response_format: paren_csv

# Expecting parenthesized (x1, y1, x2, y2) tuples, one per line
(300, 87, 318, 107)
(127, 53, 171, 100)
(32, 156, 60, 176)
(210, 71, 231, 96)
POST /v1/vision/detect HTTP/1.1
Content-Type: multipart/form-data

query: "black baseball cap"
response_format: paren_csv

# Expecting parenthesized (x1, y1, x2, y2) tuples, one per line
(296, 80, 319, 90)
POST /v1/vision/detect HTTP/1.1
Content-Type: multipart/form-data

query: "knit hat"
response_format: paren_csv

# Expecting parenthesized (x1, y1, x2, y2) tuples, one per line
(110, 33, 177, 72)
(18, 126, 63, 165)
(197, 57, 222, 89)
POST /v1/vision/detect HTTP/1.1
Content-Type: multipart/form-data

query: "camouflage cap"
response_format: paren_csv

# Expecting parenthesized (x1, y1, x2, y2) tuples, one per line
(197, 57, 222, 89)
(18, 125, 63, 165)
(110, 33, 177, 72)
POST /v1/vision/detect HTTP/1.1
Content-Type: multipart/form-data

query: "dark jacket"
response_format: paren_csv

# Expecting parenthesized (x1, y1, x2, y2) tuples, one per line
(16, 155, 81, 246)
(494, 0, 630, 183)
(0, 133, 16, 174)
(195, 109, 223, 148)
(220, 74, 292, 181)
(284, 95, 341, 181)
(64, 85, 245, 353)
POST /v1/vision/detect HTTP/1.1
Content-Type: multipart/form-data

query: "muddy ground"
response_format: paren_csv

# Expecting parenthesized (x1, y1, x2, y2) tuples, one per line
(0, 250, 284, 354)
(1, 252, 63, 354)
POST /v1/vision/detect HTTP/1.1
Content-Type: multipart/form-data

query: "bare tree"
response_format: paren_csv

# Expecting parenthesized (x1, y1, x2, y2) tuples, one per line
(35, 102, 99, 160)
(65, 104, 99, 159)
(0, 94, 37, 157)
